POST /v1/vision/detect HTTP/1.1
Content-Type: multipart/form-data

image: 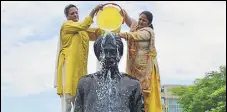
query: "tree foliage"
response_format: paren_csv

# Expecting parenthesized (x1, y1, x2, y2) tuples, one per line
(170, 66, 226, 112)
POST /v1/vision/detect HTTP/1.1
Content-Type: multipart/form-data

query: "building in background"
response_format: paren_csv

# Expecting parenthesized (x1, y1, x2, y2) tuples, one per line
(161, 84, 186, 112)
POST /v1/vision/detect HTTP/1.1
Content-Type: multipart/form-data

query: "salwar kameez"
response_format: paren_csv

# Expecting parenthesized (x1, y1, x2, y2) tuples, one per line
(120, 19, 162, 112)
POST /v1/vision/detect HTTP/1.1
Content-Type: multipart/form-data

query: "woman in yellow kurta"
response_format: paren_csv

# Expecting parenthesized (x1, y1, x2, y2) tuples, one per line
(117, 10, 162, 112)
(54, 4, 104, 112)
(54, 4, 121, 112)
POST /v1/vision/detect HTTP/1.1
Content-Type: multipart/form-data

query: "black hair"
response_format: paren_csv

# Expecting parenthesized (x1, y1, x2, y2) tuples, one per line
(140, 11, 154, 29)
(64, 4, 78, 16)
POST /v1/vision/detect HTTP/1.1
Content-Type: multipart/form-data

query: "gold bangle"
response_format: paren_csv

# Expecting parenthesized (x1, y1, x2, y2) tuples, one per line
(125, 32, 128, 40)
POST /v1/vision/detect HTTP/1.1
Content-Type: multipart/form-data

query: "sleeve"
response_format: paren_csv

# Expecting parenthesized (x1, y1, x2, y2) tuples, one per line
(120, 29, 151, 41)
(74, 79, 85, 112)
(54, 36, 62, 88)
(131, 82, 145, 112)
(86, 27, 121, 41)
(62, 16, 93, 34)
(85, 28, 102, 41)
(123, 10, 137, 28)
(130, 18, 138, 29)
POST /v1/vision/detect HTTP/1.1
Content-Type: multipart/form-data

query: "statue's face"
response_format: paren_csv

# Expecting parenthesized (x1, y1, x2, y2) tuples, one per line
(101, 40, 119, 69)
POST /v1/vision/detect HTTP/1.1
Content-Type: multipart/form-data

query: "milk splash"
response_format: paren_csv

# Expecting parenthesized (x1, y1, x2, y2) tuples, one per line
(99, 31, 121, 70)
(94, 30, 122, 112)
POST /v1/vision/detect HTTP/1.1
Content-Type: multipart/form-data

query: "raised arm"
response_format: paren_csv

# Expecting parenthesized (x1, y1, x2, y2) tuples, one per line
(86, 27, 121, 41)
(117, 28, 153, 41)
(62, 16, 93, 34)
(62, 4, 103, 34)
(121, 9, 133, 28)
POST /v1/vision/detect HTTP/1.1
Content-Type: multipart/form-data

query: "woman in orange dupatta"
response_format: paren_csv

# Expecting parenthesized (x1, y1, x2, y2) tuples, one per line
(116, 10, 162, 112)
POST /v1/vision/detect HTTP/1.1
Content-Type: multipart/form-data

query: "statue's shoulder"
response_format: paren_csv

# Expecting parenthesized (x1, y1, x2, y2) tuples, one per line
(80, 72, 100, 81)
(120, 73, 141, 88)
(80, 73, 95, 79)
(121, 72, 140, 82)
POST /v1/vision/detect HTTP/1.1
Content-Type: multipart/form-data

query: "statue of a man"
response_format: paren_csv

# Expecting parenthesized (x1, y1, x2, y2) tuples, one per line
(74, 33, 145, 112)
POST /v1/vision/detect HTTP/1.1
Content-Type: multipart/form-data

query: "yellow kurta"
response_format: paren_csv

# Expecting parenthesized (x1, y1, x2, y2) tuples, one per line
(55, 15, 121, 96)
(56, 16, 99, 96)
(121, 19, 162, 112)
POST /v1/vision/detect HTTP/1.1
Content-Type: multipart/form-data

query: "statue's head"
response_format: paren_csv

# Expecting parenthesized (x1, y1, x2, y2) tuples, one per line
(94, 33, 123, 69)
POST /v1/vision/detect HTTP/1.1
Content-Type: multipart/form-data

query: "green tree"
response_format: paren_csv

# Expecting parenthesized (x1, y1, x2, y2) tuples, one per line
(170, 66, 226, 112)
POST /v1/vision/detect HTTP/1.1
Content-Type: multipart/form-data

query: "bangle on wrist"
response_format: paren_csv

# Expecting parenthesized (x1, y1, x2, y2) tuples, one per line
(125, 33, 129, 40)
